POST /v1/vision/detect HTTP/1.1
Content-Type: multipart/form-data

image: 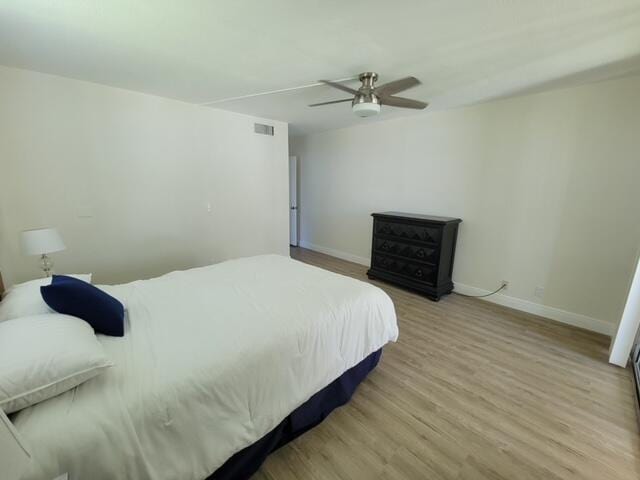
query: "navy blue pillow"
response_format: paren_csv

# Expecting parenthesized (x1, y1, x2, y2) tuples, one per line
(41, 275, 125, 336)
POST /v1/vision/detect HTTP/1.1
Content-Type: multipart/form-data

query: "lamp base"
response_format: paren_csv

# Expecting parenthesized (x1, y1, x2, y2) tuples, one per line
(40, 254, 54, 277)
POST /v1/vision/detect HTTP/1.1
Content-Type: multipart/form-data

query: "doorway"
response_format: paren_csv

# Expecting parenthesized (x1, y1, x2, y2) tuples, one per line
(289, 156, 298, 246)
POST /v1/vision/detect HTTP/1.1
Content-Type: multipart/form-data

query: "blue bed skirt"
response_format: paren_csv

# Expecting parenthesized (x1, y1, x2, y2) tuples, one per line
(209, 349, 382, 480)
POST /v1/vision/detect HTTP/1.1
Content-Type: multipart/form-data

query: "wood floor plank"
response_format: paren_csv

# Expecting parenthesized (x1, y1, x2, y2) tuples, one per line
(253, 248, 640, 479)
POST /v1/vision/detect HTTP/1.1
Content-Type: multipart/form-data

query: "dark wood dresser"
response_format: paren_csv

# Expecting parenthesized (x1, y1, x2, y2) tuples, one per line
(366, 212, 462, 301)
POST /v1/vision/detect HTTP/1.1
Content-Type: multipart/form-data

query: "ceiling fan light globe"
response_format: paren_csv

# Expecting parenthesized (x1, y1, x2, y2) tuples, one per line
(352, 102, 381, 117)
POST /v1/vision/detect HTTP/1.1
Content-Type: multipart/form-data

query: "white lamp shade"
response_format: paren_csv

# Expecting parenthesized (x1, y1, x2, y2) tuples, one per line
(21, 228, 66, 256)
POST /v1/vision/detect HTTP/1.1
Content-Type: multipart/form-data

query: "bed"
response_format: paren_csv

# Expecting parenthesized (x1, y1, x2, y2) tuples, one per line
(9, 254, 398, 480)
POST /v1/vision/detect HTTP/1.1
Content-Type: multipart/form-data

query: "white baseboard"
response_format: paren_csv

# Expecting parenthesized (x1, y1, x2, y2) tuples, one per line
(453, 283, 613, 336)
(298, 241, 370, 267)
(297, 242, 613, 336)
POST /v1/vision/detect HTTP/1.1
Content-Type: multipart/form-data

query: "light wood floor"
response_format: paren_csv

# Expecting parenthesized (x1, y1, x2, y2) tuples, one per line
(253, 247, 640, 480)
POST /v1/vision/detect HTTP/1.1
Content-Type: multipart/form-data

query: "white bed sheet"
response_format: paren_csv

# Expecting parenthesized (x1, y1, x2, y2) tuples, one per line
(12, 255, 398, 480)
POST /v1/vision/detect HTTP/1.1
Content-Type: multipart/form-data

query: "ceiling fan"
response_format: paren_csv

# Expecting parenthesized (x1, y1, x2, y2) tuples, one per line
(309, 72, 428, 117)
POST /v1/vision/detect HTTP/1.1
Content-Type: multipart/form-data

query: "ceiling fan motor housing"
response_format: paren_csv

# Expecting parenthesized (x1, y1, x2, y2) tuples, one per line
(352, 72, 380, 117)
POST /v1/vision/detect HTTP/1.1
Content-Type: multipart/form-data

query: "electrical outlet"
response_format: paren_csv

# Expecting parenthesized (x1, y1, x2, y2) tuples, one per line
(501, 280, 509, 290)
(534, 286, 545, 298)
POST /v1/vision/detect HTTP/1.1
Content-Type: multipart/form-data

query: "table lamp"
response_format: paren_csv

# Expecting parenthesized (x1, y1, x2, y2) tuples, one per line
(21, 228, 66, 277)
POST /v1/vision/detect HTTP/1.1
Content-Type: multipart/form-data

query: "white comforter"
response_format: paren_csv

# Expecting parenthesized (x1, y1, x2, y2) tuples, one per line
(12, 255, 398, 480)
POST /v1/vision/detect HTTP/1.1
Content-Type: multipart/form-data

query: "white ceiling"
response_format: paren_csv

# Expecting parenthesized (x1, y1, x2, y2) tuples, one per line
(1, 1, 640, 135)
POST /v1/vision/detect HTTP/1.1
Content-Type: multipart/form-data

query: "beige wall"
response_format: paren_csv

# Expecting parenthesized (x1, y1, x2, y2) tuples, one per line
(290, 75, 640, 334)
(0, 66, 290, 286)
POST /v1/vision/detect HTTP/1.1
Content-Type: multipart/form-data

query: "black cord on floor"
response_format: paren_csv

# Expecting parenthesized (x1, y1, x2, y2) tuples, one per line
(453, 283, 507, 298)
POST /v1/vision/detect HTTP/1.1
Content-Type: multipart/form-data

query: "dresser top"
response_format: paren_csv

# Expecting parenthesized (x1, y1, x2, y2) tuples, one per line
(372, 211, 462, 224)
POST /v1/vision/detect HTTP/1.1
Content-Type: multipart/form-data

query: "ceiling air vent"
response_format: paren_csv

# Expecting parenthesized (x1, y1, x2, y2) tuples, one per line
(254, 123, 274, 136)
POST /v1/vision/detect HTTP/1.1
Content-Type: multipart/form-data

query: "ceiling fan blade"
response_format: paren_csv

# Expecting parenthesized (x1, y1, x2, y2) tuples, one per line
(374, 76, 420, 97)
(320, 79, 359, 95)
(309, 98, 353, 107)
(380, 96, 428, 110)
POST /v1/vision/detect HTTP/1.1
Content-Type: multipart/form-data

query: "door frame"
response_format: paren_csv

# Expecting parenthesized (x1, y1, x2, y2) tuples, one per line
(289, 155, 299, 246)
(609, 250, 640, 366)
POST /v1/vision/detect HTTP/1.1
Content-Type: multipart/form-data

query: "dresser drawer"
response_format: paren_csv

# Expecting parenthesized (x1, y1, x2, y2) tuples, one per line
(375, 219, 440, 245)
(374, 238, 438, 264)
(372, 253, 436, 285)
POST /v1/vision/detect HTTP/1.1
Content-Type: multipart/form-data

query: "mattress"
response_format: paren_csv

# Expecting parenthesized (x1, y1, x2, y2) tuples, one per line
(12, 254, 398, 480)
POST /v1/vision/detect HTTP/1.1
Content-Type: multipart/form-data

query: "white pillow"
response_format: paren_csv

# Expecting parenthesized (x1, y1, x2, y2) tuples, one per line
(0, 274, 92, 322)
(0, 314, 112, 413)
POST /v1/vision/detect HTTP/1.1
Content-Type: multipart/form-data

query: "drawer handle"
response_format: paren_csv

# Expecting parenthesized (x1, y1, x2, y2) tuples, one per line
(416, 249, 425, 258)
(380, 242, 390, 251)
(415, 269, 423, 278)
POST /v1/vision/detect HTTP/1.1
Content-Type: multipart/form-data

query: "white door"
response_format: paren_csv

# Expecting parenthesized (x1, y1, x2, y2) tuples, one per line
(289, 156, 298, 246)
